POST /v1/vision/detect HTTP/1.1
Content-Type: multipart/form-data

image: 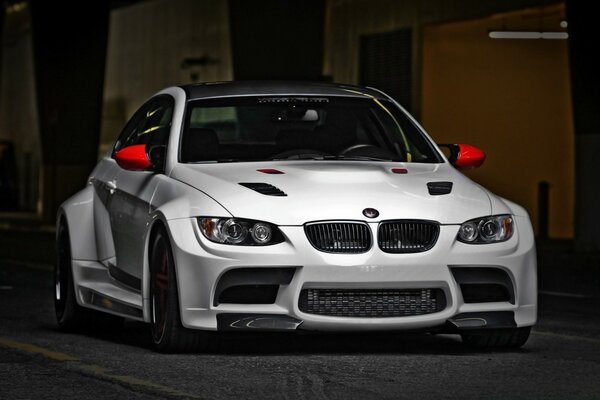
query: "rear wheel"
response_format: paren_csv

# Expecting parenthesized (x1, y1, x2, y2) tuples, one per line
(55, 219, 123, 332)
(461, 327, 531, 349)
(149, 227, 209, 353)
(55, 219, 92, 330)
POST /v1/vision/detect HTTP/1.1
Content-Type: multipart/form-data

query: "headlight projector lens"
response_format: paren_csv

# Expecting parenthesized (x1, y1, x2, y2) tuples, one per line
(251, 223, 273, 244)
(221, 219, 248, 244)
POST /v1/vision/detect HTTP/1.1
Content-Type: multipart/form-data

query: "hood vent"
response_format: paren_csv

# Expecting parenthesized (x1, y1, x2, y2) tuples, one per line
(427, 181, 453, 195)
(239, 182, 287, 196)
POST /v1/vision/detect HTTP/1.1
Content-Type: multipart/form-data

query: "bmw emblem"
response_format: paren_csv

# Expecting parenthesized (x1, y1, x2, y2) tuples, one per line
(363, 208, 379, 218)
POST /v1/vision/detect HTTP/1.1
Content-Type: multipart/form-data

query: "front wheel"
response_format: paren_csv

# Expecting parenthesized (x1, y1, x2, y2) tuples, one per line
(461, 327, 532, 349)
(149, 227, 210, 353)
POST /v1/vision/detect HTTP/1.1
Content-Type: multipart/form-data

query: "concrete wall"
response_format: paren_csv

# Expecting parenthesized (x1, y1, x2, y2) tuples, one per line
(100, 0, 234, 154)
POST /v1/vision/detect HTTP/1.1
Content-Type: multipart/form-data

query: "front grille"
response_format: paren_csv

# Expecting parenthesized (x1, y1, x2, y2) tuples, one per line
(299, 288, 445, 318)
(305, 222, 371, 253)
(378, 220, 439, 253)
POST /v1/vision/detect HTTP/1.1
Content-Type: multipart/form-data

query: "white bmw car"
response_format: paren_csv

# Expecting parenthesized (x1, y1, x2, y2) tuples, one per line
(55, 82, 536, 352)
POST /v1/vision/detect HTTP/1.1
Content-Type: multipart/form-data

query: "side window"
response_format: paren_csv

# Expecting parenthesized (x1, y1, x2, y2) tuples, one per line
(113, 96, 174, 155)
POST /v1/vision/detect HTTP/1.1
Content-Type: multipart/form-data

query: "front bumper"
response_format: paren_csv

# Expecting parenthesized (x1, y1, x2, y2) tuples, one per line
(162, 215, 537, 332)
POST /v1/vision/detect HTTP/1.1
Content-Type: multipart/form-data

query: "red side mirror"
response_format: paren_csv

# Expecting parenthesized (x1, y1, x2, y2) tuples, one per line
(454, 144, 486, 170)
(114, 144, 152, 171)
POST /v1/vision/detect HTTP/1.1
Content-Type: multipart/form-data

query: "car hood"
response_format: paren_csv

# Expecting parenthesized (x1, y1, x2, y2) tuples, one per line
(170, 161, 492, 225)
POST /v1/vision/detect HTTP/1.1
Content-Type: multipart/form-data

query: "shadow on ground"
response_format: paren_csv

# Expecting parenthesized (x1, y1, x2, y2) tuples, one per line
(43, 319, 529, 357)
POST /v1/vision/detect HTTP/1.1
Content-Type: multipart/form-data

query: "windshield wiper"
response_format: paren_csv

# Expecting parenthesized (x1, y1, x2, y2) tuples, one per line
(328, 155, 397, 162)
(215, 159, 241, 163)
(188, 159, 241, 163)
(270, 154, 330, 161)
(270, 154, 398, 162)
(192, 156, 397, 163)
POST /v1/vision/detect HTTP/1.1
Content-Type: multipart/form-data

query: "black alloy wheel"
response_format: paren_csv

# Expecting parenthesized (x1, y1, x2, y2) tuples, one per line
(54, 219, 93, 330)
(149, 227, 209, 352)
(55, 222, 70, 322)
(55, 218, 123, 332)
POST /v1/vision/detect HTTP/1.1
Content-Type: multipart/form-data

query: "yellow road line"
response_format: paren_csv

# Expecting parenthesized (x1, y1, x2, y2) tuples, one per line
(533, 330, 600, 344)
(0, 336, 201, 399)
(76, 363, 200, 398)
(0, 337, 78, 361)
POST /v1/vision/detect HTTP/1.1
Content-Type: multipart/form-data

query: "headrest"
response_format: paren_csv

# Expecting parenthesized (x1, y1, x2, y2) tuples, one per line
(181, 128, 219, 162)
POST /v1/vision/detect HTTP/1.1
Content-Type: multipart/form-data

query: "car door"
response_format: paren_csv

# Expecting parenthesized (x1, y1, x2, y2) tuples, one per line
(90, 105, 149, 265)
(90, 158, 120, 264)
(107, 95, 174, 286)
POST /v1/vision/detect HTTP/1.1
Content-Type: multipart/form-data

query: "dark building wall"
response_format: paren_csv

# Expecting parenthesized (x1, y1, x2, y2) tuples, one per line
(0, 4, 43, 213)
(323, 0, 560, 118)
(229, 0, 325, 80)
(421, 5, 573, 239)
(566, 0, 600, 250)
(3, 0, 592, 246)
(0, 4, 4, 74)
(100, 0, 234, 155)
(30, 0, 110, 221)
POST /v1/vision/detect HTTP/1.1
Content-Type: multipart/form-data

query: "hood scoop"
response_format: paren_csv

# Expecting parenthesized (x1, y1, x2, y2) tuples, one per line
(239, 182, 287, 196)
(427, 181, 453, 195)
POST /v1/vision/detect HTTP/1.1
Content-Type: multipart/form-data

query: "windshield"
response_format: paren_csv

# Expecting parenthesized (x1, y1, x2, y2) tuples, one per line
(180, 96, 442, 163)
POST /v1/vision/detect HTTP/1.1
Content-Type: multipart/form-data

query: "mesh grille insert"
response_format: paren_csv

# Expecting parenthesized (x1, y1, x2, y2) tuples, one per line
(305, 222, 371, 253)
(299, 288, 445, 318)
(378, 221, 439, 253)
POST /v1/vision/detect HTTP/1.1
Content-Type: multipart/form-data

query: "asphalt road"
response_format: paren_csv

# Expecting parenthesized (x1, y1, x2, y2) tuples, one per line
(1, 263, 599, 400)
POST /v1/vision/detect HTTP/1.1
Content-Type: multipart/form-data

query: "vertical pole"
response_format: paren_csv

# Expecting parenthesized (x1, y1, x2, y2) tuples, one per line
(538, 181, 549, 240)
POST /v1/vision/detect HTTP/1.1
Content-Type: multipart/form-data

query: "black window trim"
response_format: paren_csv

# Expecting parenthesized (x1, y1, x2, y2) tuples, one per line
(112, 94, 176, 160)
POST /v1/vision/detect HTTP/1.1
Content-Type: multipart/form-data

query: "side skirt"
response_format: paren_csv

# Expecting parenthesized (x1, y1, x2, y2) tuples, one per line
(108, 263, 142, 291)
(80, 287, 143, 319)
(71, 260, 144, 321)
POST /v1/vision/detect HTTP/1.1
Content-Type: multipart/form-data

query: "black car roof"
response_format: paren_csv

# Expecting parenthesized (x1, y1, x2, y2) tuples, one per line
(180, 81, 390, 101)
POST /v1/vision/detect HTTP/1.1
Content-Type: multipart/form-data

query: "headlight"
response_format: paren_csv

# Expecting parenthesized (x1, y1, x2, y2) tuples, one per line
(457, 215, 514, 244)
(198, 217, 284, 246)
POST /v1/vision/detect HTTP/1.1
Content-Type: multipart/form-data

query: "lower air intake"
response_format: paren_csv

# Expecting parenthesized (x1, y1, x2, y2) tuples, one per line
(298, 288, 446, 318)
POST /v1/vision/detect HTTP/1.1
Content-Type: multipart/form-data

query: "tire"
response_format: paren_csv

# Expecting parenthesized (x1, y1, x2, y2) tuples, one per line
(149, 227, 209, 353)
(461, 327, 532, 349)
(55, 219, 94, 331)
(55, 219, 123, 332)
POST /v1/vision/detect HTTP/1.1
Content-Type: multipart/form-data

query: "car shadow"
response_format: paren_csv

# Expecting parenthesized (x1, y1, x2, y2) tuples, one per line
(44, 320, 530, 356)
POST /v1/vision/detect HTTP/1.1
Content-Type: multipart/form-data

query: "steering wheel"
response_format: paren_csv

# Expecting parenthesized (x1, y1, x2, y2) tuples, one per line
(271, 148, 330, 159)
(338, 144, 401, 160)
